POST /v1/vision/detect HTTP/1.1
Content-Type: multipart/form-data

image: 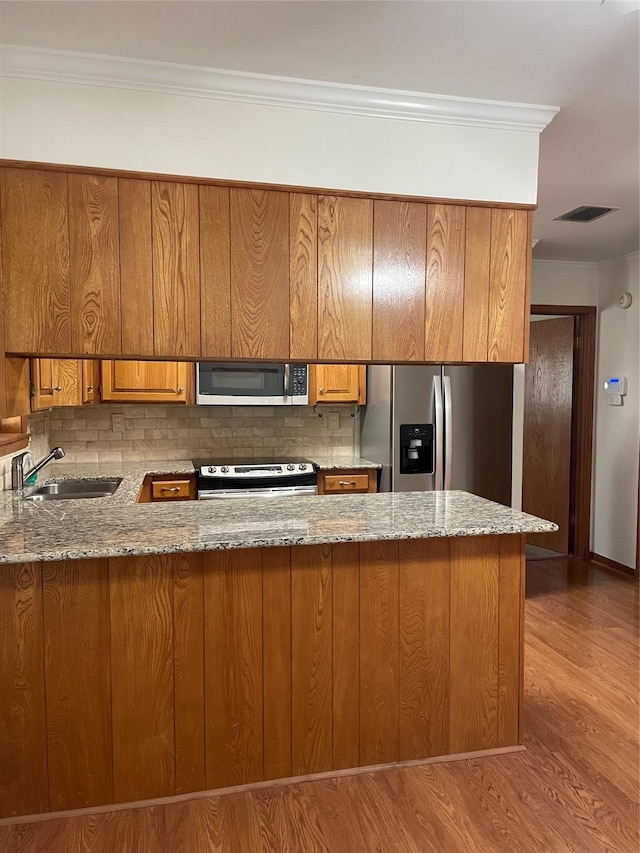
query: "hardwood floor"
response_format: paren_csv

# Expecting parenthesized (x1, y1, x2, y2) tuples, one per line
(1, 557, 637, 852)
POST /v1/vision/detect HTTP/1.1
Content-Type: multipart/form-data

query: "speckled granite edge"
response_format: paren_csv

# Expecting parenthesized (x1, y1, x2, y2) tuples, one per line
(0, 486, 558, 565)
(309, 455, 382, 470)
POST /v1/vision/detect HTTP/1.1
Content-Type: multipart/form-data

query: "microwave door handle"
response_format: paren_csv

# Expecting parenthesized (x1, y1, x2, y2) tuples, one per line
(284, 364, 291, 399)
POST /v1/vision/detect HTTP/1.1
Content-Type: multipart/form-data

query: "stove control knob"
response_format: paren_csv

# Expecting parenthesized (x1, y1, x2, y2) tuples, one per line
(299, 463, 307, 470)
(221, 466, 229, 473)
(287, 464, 295, 471)
(209, 466, 217, 473)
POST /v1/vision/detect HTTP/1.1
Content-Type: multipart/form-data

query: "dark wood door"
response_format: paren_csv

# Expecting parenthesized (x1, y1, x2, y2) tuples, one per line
(523, 316, 574, 553)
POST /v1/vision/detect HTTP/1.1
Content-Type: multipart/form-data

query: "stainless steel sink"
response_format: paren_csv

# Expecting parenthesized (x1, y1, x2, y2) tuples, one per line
(24, 479, 121, 501)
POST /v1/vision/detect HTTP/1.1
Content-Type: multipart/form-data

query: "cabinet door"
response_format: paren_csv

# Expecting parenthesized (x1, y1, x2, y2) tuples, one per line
(310, 364, 366, 404)
(100, 361, 190, 403)
(462, 207, 492, 362)
(373, 200, 427, 362)
(1, 168, 71, 354)
(4, 357, 31, 418)
(69, 174, 121, 355)
(82, 360, 100, 405)
(31, 359, 82, 410)
(488, 209, 530, 363)
(230, 189, 289, 360)
(119, 178, 154, 357)
(425, 205, 465, 362)
(290, 193, 318, 360)
(200, 186, 231, 358)
(152, 182, 200, 358)
(318, 197, 373, 361)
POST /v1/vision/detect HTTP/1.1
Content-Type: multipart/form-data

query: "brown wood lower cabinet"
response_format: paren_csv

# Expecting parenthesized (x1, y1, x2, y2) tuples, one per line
(318, 468, 378, 494)
(0, 535, 524, 819)
(137, 473, 197, 503)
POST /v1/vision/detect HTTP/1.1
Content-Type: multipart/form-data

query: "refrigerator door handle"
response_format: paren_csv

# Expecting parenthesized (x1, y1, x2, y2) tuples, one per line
(432, 375, 444, 490)
(443, 375, 453, 490)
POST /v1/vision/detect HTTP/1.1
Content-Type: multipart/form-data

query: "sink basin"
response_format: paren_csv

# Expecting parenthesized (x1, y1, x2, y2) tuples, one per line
(24, 479, 121, 501)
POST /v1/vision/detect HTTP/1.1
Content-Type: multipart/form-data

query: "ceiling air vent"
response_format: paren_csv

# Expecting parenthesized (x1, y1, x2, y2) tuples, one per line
(554, 205, 619, 223)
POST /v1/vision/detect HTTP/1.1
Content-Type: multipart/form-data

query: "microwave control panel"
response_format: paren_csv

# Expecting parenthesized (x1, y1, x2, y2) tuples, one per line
(291, 365, 308, 397)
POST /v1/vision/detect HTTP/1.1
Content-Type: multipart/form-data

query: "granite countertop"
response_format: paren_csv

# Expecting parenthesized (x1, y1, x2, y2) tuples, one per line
(311, 454, 382, 470)
(0, 457, 556, 563)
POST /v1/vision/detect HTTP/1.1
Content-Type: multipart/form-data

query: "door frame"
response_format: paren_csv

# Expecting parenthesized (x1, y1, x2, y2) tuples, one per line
(530, 304, 596, 561)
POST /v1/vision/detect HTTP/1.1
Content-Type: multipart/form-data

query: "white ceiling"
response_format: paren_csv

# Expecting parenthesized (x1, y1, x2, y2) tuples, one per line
(0, 0, 638, 261)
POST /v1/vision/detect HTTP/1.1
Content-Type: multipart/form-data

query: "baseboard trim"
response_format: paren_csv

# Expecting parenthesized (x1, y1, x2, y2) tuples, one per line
(0, 744, 526, 827)
(590, 551, 637, 577)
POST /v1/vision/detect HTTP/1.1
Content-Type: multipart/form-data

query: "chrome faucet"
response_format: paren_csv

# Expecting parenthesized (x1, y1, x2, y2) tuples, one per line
(11, 447, 65, 490)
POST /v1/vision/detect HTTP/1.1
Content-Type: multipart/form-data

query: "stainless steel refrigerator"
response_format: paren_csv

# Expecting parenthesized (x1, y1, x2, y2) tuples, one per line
(360, 365, 514, 505)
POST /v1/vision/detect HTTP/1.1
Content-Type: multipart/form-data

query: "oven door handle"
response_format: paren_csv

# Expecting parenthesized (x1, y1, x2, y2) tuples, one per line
(199, 485, 317, 499)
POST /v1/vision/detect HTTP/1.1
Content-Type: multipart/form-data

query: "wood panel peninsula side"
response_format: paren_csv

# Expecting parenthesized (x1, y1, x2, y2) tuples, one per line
(0, 486, 556, 821)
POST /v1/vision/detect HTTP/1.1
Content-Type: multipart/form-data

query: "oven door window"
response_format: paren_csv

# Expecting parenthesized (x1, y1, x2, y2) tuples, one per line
(198, 363, 286, 399)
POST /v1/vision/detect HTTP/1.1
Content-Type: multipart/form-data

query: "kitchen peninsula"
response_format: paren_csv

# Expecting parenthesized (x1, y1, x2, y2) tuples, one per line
(0, 473, 555, 821)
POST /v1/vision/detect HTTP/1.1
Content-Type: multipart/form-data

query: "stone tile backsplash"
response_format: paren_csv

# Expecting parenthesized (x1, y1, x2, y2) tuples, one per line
(39, 404, 358, 464)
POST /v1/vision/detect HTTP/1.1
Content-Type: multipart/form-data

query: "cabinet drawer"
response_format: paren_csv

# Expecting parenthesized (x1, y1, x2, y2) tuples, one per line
(151, 478, 194, 501)
(320, 473, 372, 494)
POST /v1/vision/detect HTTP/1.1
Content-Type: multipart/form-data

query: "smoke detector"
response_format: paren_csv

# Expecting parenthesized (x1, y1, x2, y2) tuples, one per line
(554, 206, 619, 223)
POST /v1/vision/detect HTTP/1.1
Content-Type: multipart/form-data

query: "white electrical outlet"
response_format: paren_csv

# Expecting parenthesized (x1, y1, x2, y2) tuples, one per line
(111, 414, 125, 432)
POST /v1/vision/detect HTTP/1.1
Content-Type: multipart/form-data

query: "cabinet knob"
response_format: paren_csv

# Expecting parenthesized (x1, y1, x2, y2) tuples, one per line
(53, 386, 62, 392)
(86, 385, 94, 391)
(178, 387, 185, 393)
(319, 387, 324, 394)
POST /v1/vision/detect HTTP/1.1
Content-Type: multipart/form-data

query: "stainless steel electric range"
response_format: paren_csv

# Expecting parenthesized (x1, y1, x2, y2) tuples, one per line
(194, 457, 319, 500)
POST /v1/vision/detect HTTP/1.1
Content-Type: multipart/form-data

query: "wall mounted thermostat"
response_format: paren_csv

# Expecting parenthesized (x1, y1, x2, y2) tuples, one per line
(603, 376, 628, 406)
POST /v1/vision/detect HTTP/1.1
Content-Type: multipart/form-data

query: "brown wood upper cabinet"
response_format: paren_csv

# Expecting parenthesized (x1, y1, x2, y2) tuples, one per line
(69, 174, 121, 355)
(100, 361, 191, 403)
(318, 196, 373, 361)
(230, 189, 290, 360)
(309, 364, 366, 405)
(0, 164, 532, 365)
(1, 168, 71, 354)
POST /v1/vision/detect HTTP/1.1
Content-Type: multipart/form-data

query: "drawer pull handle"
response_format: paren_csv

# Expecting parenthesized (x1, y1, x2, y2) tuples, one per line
(160, 486, 181, 493)
(339, 480, 357, 486)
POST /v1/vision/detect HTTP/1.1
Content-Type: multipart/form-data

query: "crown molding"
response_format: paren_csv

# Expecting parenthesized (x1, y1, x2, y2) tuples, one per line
(533, 251, 640, 269)
(599, 249, 640, 267)
(532, 259, 599, 270)
(0, 44, 560, 133)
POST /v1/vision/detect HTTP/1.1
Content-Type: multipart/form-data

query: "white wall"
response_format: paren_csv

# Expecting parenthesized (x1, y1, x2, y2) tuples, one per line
(514, 257, 639, 569)
(593, 254, 639, 568)
(529, 260, 600, 306)
(0, 77, 540, 203)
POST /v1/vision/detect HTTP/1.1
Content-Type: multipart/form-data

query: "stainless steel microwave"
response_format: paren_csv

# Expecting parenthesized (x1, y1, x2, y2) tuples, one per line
(196, 363, 309, 406)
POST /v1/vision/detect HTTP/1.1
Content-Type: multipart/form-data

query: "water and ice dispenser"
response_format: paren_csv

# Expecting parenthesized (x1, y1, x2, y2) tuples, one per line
(399, 424, 434, 475)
